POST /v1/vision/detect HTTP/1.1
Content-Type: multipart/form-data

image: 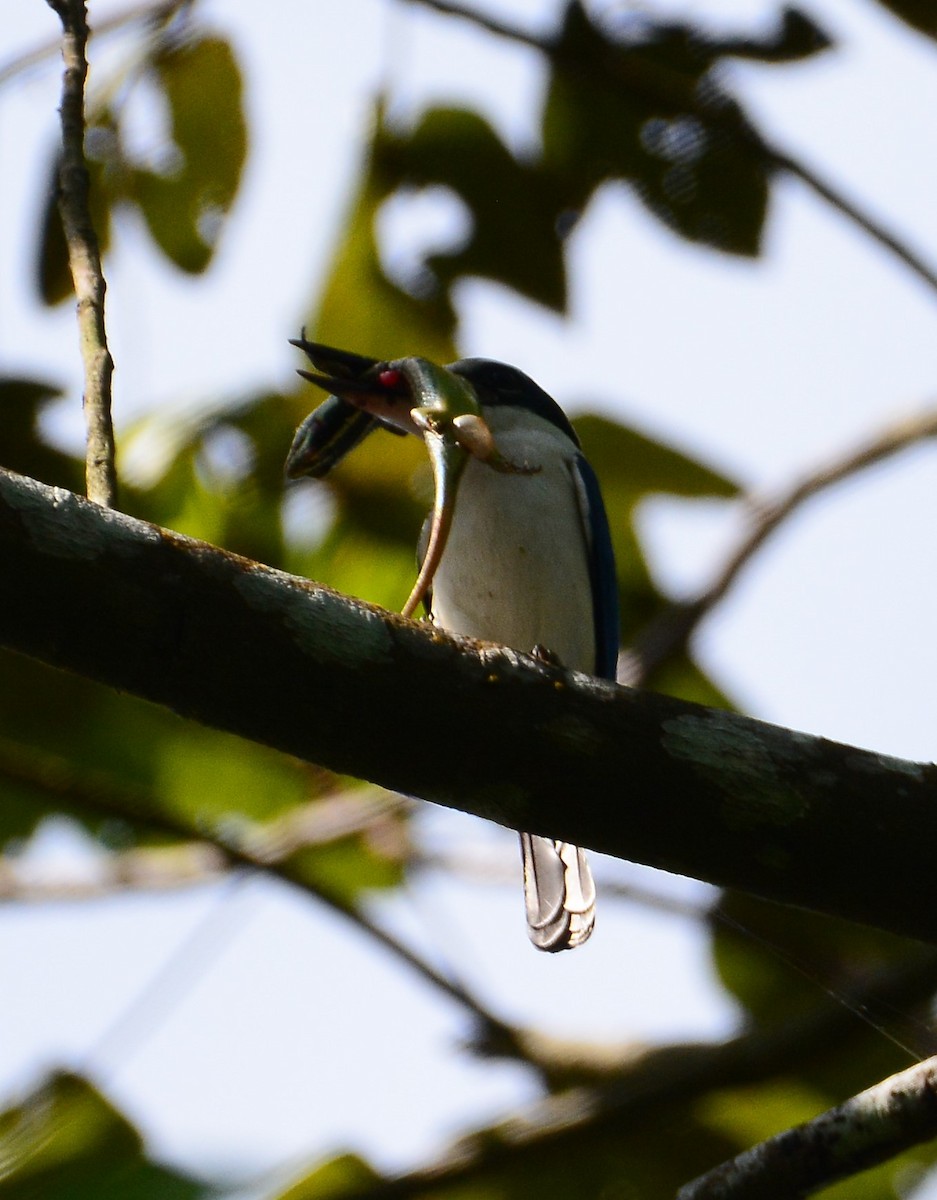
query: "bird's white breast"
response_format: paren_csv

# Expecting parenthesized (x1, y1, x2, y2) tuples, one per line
(430, 409, 596, 672)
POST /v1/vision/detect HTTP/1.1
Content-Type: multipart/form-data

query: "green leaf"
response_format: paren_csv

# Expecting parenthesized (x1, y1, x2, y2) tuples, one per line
(153, 730, 406, 900)
(375, 108, 568, 312)
(575, 414, 739, 501)
(272, 1152, 380, 1200)
(0, 378, 82, 489)
(35, 141, 116, 307)
(709, 890, 937, 1111)
(573, 413, 739, 702)
(574, 412, 737, 639)
(0, 1073, 212, 1200)
(272, 1110, 738, 1200)
(132, 35, 247, 273)
(122, 391, 296, 566)
(710, 891, 925, 1028)
(649, 653, 737, 710)
(542, 2, 776, 256)
(309, 138, 457, 363)
(36, 35, 245, 295)
(155, 727, 311, 826)
(284, 831, 405, 901)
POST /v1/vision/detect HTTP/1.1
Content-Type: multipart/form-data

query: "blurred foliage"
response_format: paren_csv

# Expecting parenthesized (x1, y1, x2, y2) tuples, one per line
(3, 0, 937, 1198)
(315, 127, 459, 363)
(375, 106, 570, 311)
(0, 378, 77, 489)
(274, 1153, 380, 1200)
(0, 1073, 212, 1199)
(373, 2, 832, 297)
(711, 891, 937, 1097)
(38, 27, 245, 303)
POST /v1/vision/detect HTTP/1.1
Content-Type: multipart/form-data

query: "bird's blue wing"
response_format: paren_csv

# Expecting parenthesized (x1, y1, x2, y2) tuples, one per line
(573, 454, 620, 681)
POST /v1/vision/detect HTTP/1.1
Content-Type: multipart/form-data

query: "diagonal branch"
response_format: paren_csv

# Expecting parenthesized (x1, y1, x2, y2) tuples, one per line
(625, 404, 937, 686)
(677, 1054, 937, 1199)
(769, 146, 937, 297)
(3, 467, 937, 946)
(47, 0, 117, 508)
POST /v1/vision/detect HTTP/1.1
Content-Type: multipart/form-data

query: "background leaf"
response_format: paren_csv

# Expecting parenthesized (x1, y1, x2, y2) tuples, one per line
(0, 1073, 211, 1200)
(132, 35, 247, 273)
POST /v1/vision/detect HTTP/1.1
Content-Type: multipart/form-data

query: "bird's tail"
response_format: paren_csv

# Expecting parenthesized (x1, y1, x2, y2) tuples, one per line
(520, 833, 596, 951)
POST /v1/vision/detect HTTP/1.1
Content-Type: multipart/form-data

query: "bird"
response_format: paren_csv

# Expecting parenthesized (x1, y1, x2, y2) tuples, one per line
(287, 343, 620, 951)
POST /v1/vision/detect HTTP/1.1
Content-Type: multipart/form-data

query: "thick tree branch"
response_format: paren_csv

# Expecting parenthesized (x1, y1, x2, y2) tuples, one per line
(2, 467, 937, 944)
(678, 1055, 937, 1199)
(626, 405, 937, 685)
(47, 0, 117, 507)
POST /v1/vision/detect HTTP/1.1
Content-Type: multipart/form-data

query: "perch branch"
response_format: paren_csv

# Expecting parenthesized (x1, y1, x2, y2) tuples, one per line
(3, 468, 937, 946)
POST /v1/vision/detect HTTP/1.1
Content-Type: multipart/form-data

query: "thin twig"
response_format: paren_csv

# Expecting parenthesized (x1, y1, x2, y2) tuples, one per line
(677, 1054, 937, 1199)
(770, 145, 937, 296)
(407, 0, 543, 45)
(404, 0, 937, 299)
(47, 0, 117, 507)
(625, 405, 937, 686)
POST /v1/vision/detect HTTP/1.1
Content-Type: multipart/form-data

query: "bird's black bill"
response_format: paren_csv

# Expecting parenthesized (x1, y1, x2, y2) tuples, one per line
(289, 332, 381, 380)
(287, 334, 409, 479)
(295, 368, 406, 400)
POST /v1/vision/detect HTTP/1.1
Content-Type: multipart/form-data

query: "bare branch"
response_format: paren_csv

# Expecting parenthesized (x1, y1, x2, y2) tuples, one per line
(47, 0, 117, 507)
(3, 467, 937, 947)
(0, 761, 409, 901)
(677, 1055, 937, 1199)
(406, 0, 543, 46)
(773, 146, 937, 297)
(0, 842, 227, 901)
(625, 405, 937, 685)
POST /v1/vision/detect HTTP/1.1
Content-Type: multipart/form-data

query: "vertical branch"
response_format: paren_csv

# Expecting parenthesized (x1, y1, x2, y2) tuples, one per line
(48, 0, 117, 508)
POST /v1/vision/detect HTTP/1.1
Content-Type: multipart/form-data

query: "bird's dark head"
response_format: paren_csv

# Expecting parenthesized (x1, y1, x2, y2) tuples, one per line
(448, 359, 580, 448)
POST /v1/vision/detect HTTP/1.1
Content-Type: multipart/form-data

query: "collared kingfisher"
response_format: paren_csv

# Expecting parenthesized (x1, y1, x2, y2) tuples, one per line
(287, 341, 620, 952)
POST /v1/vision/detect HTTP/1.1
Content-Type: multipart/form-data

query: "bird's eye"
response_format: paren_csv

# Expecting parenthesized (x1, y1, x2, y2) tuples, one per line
(378, 368, 404, 390)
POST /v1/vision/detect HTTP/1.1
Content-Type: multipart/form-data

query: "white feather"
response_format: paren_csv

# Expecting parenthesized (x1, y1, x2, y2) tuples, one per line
(429, 406, 598, 951)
